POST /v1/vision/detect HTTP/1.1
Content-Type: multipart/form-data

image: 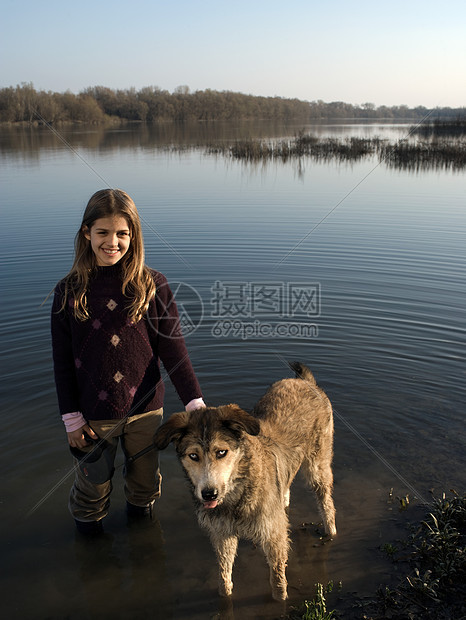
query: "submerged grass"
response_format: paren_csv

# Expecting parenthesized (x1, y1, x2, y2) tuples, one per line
(379, 140, 466, 171)
(207, 135, 382, 163)
(203, 129, 466, 170)
(410, 119, 466, 138)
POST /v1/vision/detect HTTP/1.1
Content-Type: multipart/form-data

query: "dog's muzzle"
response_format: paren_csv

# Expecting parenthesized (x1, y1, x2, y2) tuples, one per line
(201, 487, 219, 509)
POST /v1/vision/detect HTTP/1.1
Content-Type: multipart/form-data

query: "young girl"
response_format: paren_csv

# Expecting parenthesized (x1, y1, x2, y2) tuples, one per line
(51, 189, 205, 534)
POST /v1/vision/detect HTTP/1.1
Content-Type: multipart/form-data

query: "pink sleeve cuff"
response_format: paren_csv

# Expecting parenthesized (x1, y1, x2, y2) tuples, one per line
(185, 398, 206, 412)
(62, 412, 86, 433)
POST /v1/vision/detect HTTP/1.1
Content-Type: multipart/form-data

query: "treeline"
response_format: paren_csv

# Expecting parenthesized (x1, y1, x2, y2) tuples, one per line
(0, 83, 464, 124)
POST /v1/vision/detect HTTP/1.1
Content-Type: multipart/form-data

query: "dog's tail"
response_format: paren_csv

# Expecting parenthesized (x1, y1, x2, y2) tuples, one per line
(288, 361, 317, 385)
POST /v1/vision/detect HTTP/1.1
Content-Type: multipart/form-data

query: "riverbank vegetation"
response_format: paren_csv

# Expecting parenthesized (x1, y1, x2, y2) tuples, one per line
(289, 490, 465, 620)
(353, 490, 465, 619)
(0, 83, 464, 124)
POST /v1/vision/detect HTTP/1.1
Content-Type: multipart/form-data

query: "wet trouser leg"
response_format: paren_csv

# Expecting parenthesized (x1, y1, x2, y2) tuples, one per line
(69, 409, 163, 522)
(121, 409, 163, 507)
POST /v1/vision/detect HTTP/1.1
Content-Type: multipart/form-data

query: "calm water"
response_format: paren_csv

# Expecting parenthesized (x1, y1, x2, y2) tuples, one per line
(1, 122, 465, 619)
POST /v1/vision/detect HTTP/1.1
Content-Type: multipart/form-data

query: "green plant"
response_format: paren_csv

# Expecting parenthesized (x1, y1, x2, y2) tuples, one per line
(365, 490, 466, 618)
(381, 542, 398, 559)
(300, 582, 336, 620)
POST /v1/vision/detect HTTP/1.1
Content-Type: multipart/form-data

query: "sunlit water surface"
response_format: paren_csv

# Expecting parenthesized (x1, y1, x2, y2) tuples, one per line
(1, 122, 465, 619)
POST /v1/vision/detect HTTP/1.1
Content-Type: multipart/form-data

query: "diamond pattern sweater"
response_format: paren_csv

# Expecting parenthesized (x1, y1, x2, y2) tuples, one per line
(51, 265, 202, 420)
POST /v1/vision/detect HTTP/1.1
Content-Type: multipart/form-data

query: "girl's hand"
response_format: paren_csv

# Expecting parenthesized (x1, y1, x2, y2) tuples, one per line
(67, 424, 98, 449)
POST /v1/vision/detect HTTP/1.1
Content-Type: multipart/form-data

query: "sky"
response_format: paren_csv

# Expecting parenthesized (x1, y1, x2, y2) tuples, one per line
(1, 0, 465, 108)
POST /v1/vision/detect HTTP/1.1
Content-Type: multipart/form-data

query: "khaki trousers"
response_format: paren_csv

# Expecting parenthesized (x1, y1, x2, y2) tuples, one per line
(70, 409, 163, 522)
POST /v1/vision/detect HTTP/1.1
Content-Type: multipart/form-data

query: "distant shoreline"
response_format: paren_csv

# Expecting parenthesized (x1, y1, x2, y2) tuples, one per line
(1, 84, 464, 125)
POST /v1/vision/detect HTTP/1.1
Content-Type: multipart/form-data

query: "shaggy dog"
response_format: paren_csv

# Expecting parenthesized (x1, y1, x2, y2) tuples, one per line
(153, 362, 336, 601)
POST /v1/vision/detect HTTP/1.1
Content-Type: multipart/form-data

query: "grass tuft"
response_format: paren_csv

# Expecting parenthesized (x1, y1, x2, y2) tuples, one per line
(290, 582, 338, 620)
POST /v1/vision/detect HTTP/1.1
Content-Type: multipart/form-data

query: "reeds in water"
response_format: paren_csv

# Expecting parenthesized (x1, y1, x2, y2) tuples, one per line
(204, 131, 465, 171)
(410, 119, 466, 138)
(380, 139, 466, 171)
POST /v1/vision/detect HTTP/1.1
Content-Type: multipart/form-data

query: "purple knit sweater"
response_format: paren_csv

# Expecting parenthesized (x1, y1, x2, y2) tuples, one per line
(51, 265, 202, 420)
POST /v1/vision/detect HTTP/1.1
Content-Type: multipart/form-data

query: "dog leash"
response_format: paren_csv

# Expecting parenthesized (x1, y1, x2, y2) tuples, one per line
(125, 442, 157, 465)
(108, 442, 158, 477)
(83, 430, 157, 466)
(79, 432, 158, 477)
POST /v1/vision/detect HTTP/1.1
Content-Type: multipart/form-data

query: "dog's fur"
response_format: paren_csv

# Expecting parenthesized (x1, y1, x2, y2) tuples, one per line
(153, 362, 336, 601)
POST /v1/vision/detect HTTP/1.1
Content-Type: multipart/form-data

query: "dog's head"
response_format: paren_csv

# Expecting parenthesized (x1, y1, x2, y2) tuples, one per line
(154, 404, 260, 509)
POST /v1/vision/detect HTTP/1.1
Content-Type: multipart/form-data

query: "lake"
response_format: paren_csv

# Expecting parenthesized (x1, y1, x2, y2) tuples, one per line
(0, 121, 465, 619)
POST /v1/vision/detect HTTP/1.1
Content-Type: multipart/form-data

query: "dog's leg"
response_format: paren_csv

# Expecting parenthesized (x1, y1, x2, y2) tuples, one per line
(315, 483, 337, 537)
(262, 525, 289, 600)
(304, 461, 337, 537)
(210, 533, 238, 597)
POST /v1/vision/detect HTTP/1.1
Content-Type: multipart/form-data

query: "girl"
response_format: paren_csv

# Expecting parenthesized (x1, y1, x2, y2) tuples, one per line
(51, 189, 205, 534)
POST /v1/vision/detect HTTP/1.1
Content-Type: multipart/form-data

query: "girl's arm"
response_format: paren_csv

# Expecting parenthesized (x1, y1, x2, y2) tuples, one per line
(67, 425, 98, 449)
(62, 412, 98, 448)
(149, 273, 204, 406)
(185, 397, 206, 411)
(51, 285, 84, 424)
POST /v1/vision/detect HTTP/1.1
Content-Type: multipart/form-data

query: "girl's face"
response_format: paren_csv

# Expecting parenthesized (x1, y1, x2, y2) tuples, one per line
(84, 216, 131, 267)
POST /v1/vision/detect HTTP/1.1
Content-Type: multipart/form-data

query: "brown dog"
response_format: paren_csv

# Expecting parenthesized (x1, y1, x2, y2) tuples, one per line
(153, 362, 336, 600)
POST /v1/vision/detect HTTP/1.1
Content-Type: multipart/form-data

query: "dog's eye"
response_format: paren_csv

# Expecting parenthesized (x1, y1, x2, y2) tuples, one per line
(188, 453, 199, 461)
(216, 450, 228, 459)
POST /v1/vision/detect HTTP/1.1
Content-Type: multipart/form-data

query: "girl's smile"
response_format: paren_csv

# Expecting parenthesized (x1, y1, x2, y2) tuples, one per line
(84, 216, 131, 266)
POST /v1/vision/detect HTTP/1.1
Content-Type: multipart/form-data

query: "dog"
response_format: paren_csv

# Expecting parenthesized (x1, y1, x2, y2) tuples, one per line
(153, 362, 336, 601)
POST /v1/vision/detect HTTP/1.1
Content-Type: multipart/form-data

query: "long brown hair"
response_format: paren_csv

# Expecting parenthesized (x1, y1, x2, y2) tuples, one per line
(60, 189, 155, 322)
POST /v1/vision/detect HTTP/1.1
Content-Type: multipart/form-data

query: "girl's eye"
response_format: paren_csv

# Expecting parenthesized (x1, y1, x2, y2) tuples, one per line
(188, 453, 199, 461)
(216, 450, 227, 459)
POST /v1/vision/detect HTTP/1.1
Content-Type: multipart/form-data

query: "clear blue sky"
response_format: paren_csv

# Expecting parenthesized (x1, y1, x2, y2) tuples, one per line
(1, 0, 465, 107)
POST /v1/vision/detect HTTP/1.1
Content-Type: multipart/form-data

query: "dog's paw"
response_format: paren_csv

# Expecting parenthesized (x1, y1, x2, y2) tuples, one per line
(271, 585, 288, 601)
(270, 572, 288, 601)
(218, 581, 233, 597)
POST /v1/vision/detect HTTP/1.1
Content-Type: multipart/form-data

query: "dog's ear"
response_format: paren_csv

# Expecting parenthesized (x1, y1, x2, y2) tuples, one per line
(153, 411, 190, 450)
(219, 404, 261, 437)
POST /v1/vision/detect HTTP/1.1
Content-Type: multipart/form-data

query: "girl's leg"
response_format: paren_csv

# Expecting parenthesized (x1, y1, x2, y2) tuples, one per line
(69, 420, 120, 523)
(121, 409, 163, 508)
(69, 473, 113, 523)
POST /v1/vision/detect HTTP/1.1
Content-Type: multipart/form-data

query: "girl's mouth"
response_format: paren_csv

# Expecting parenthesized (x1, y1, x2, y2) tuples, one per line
(102, 248, 119, 255)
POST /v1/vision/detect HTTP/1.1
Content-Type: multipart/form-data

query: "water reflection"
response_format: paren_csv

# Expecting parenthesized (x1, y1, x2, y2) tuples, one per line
(2, 121, 462, 172)
(0, 120, 410, 158)
(73, 519, 172, 619)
